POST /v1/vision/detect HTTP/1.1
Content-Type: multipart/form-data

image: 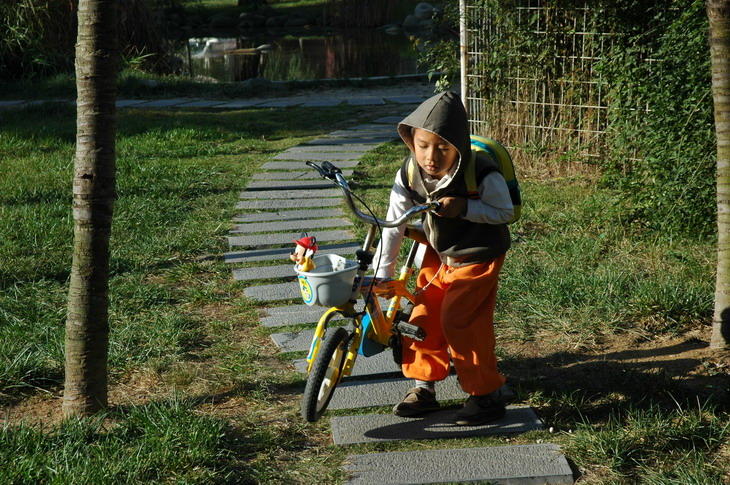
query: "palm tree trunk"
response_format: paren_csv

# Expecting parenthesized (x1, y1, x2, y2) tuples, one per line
(710, 0, 730, 349)
(63, 0, 118, 417)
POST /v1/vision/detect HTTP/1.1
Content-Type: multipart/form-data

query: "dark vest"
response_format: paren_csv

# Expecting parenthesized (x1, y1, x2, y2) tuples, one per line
(398, 152, 511, 266)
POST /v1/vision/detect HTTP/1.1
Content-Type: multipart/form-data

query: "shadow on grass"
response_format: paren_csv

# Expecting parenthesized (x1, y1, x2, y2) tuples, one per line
(500, 336, 729, 424)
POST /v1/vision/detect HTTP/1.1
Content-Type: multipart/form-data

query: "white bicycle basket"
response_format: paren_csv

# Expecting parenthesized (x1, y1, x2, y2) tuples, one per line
(294, 254, 358, 307)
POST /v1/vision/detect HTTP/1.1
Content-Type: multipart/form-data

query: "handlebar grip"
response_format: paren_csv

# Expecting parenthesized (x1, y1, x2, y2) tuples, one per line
(305, 161, 324, 174)
(321, 161, 341, 174)
(306, 161, 341, 180)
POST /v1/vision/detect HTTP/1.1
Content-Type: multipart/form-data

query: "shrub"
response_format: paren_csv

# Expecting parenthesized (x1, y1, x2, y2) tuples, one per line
(0, 0, 171, 80)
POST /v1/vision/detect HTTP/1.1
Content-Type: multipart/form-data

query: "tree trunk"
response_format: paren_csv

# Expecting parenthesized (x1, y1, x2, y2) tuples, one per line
(63, 0, 118, 417)
(710, 0, 730, 349)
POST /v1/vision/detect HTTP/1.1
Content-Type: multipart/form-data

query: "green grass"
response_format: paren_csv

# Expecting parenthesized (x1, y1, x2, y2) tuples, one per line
(567, 400, 729, 483)
(0, 100, 397, 402)
(1, 398, 232, 484)
(1, 98, 728, 484)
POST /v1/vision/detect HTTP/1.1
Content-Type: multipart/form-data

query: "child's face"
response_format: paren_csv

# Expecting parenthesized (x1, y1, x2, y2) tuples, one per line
(412, 128, 459, 179)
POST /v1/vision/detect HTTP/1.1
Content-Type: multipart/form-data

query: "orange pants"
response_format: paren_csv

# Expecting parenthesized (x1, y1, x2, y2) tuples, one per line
(402, 245, 506, 396)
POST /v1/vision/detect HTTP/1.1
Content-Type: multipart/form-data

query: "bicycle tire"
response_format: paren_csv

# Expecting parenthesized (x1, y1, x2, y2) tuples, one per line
(301, 326, 350, 423)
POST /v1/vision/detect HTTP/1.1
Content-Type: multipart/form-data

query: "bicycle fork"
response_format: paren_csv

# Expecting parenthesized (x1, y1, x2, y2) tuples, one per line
(305, 308, 363, 379)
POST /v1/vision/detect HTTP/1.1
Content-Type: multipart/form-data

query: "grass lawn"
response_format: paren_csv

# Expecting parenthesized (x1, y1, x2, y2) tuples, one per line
(1, 97, 728, 484)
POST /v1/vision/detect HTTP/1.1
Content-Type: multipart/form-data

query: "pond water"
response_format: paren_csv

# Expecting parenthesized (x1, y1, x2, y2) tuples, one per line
(179, 29, 426, 82)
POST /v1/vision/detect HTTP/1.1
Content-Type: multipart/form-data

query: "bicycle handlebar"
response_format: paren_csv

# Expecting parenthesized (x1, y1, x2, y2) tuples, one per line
(306, 161, 440, 228)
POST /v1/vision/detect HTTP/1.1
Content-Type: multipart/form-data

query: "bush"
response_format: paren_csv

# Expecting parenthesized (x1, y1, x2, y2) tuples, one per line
(600, 0, 715, 238)
(0, 0, 171, 80)
(0, 1, 78, 79)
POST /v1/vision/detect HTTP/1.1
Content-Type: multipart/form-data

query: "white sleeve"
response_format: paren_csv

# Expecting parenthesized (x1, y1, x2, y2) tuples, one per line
(372, 173, 414, 278)
(463, 171, 514, 224)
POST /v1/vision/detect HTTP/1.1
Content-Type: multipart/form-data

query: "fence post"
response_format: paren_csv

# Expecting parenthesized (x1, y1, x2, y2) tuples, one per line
(459, 0, 469, 116)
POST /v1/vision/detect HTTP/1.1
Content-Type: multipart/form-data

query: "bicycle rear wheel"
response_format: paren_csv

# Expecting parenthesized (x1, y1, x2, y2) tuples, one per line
(301, 326, 350, 422)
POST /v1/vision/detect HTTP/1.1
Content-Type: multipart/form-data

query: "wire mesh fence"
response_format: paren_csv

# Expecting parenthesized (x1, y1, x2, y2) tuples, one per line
(464, 1, 622, 160)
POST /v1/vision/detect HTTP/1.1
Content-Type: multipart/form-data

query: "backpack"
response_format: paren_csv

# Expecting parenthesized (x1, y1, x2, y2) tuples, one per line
(405, 134, 522, 224)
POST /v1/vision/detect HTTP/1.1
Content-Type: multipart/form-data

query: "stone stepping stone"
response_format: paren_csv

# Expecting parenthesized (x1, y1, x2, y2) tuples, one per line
(236, 198, 342, 210)
(225, 242, 360, 264)
(214, 99, 266, 108)
(327, 375, 466, 411)
(347, 97, 386, 106)
(136, 98, 193, 108)
(257, 99, 304, 107)
(228, 229, 354, 249)
(328, 129, 392, 138)
(233, 264, 296, 282)
(322, 135, 394, 143)
(383, 94, 431, 104)
(293, 351, 402, 377)
(286, 145, 374, 153)
(0, 100, 25, 108)
(373, 115, 411, 124)
(178, 100, 226, 108)
(273, 151, 363, 161)
(341, 444, 573, 485)
(305, 138, 387, 146)
(233, 208, 345, 223)
(302, 99, 342, 107)
(244, 179, 336, 190)
(252, 171, 353, 181)
(344, 124, 397, 132)
(240, 188, 341, 199)
(331, 406, 543, 446)
(230, 218, 352, 234)
(260, 304, 326, 327)
(261, 160, 360, 170)
(271, 328, 316, 352)
(246, 282, 302, 303)
(116, 99, 147, 108)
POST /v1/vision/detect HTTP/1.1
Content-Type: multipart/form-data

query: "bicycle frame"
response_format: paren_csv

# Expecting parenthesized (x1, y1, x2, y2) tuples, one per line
(304, 240, 420, 376)
(303, 161, 437, 378)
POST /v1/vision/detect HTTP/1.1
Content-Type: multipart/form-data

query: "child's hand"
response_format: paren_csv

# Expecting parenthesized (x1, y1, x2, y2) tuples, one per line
(435, 196, 467, 218)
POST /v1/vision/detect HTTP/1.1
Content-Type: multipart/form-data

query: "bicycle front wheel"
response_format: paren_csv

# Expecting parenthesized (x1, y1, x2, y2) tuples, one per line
(301, 326, 350, 423)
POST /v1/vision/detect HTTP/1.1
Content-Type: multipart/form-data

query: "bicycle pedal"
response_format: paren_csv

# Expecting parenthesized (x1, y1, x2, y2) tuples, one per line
(395, 321, 426, 341)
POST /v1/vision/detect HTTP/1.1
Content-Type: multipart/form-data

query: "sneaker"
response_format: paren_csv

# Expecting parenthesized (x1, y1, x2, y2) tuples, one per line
(454, 394, 506, 426)
(392, 387, 440, 417)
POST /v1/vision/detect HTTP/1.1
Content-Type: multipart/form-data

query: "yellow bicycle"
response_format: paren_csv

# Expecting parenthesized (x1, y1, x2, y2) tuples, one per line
(297, 161, 439, 423)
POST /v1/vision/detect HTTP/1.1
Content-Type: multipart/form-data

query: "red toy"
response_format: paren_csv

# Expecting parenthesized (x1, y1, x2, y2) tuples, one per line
(291, 233, 318, 272)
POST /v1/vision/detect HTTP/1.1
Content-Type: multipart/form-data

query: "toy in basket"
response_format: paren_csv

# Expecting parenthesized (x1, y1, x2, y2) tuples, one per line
(291, 234, 358, 307)
(290, 233, 318, 272)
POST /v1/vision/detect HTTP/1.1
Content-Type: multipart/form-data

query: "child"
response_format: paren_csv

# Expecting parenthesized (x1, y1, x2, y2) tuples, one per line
(373, 91, 514, 426)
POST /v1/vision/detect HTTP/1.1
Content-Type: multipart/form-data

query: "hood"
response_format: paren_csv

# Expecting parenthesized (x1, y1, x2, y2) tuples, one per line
(397, 91, 472, 174)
